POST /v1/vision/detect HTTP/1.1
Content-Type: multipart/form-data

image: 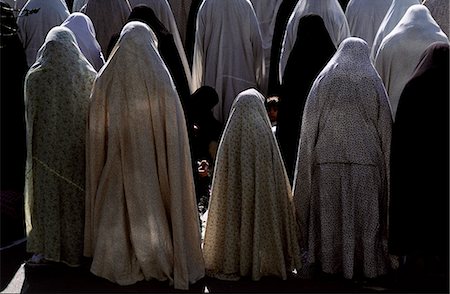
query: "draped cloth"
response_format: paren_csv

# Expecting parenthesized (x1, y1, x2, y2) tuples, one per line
(267, 0, 300, 96)
(249, 0, 283, 95)
(293, 38, 392, 279)
(72, 0, 87, 11)
(279, 0, 350, 81)
(61, 12, 105, 71)
(16, 0, 69, 67)
(24, 26, 96, 266)
(81, 0, 131, 57)
(374, 5, 448, 118)
(185, 0, 203, 67)
(85, 21, 204, 290)
(167, 0, 192, 46)
(389, 42, 449, 257)
(370, 0, 420, 61)
(345, 0, 392, 50)
(128, 0, 192, 92)
(276, 14, 336, 184)
(192, 0, 265, 124)
(203, 88, 301, 281)
(128, 5, 191, 109)
(423, 0, 449, 37)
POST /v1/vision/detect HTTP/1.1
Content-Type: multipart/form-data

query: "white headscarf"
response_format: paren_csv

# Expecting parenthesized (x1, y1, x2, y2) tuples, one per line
(128, 0, 192, 93)
(192, 0, 265, 124)
(16, 0, 69, 67)
(423, 0, 449, 37)
(204, 88, 301, 281)
(61, 12, 105, 71)
(293, 37, 392, 279)
(374, 5, 448, 118)
(24, 26, 96, 266)
(370, 0, 421, 61)
(81, 0, 131, 56)
(279, 0, 350, 81)
(85, 21, 204, 290)
(345, 0, 392, 50)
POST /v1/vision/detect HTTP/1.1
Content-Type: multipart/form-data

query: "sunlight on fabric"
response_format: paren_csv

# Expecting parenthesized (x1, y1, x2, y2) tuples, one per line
(1, 263, 25, 293)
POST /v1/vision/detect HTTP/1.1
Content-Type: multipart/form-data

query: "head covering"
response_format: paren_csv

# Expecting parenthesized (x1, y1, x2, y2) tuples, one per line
(128, 0, 192, 92)
(128, 5, 190, 110)
(267, 0, 300, 96)
(293, 37, 392, 279)
(191, 0, 265, 124)
(374, 5, 448, 118)
(1, 2, 27, 192)
(85, 21, 204, 290)
(189, 85, 219, 114)
(389, 42, 449, 257)
(16, 0, 69, 67)
(204, 88, 301, 281)
(24, 26, 96, 266)
(370, 0, 420, 61)
(61, 12, 105, 71)
(423, 0, 449, 37)
(81, 0, 131, 56)
(345, 0, 392, 50)
(276, 14, 336, 184)
(279, 0, 350, 81)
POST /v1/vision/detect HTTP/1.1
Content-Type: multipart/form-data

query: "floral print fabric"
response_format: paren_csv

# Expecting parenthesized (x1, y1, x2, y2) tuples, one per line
(203, 88, 301, 281)
(293, 38, 392, 279)
(24, 26, 97, 266)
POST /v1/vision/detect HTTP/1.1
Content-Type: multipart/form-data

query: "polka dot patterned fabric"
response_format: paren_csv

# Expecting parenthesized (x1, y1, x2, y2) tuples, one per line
(203, 88, 301, 281)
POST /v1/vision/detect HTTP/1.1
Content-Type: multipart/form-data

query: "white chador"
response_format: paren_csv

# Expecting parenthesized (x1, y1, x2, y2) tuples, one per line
(345, 0, 392, 50)
(374, 5, 449, 118)
(85, 22, 205, 290)
(370, 0, 420, 61)
(128, 0, 193, 93)
(293, 37, 393, 279)
(16, 0, 69, 67)
(203, 88, 301, 281)
(192, 0, 265, 124)
(81, 0, 131, 57)
(61, 13, 105, 71)
(279, 0, 350, 81)
(249, 0, 283, 94)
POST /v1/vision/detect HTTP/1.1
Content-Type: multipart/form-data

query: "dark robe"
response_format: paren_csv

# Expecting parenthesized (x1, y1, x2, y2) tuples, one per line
(185, 0, 202, 68)
(389, 42, 449, 258)
(65, 0, 73, 12)
(0, 2, 28, 246)
(187, 86, 222, 203)
(267, 0, 300, 96)
(276, 14, 336, 183)
(338, 0, 350, 11)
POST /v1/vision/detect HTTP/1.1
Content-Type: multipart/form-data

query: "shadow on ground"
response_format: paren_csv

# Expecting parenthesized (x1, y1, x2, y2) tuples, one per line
(1, 241, 448, 293)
